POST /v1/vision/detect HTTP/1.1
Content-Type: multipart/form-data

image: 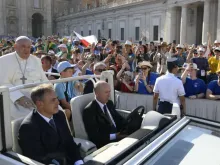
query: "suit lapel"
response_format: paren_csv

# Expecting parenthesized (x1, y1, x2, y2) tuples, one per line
(33, 110, 57, 134)
(93, 100, 112, 125)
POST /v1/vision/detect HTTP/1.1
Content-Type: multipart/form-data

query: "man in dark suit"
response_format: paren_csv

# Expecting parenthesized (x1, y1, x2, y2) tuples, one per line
(18, 84, 83, 165)
(83, 81, 127, 148)
(83, 62, 106, 94)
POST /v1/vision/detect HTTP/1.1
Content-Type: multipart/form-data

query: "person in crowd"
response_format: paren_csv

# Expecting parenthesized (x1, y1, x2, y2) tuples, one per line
(181, 63, 206, 99)
(56, 44, 68, 61)
(83, 81, 126, 148)
(186, 45, 199, 63)
(71, 48, 81, 64)
(206, 69, 220, 100)
(41, 55, 59, 80)
(135, 44, 149, 64)
(83, 62, 107, 94)
(153, 58, 185, 115)
(0, 36, 48, 119)
(62, 37, 72, 60)
(77, 60, 93, 75)
(148, 42, 157, 72)
(72, 38, 83, 53)
(116, 63, 134, 93)
(18, 84, 83, 165)
(172, 44, 187, 67)
(123, 40, 135, 71)
(135, 61, 158, 94)
(214, 40, 220, 48)
(54, 61, 83, 120)
(34, 38, 45, 52)
(207, 47, 220, 82)
(48, 50, 59, 70)
(45, 36, 57, 53)
(35, 50, 47, 58)
(156, 42, 171, 75)
(192, 47, 209, 83)
(108, 65, 121, 90)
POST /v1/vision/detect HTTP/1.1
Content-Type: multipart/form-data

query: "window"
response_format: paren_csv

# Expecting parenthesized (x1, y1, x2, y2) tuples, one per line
(98, 29, 101, 39)
(121, 28, 124, 41)
(153, 25, 159, 41)
(89, 30, 91, 35)
(81, 31, 83, 36)
(34, 0, 40, 8)
(108, 29, 112, 39)
(135, 27, 140, 41)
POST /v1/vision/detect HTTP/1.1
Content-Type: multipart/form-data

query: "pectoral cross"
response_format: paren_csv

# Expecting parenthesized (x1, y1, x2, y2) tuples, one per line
(20, 76, 27, 84)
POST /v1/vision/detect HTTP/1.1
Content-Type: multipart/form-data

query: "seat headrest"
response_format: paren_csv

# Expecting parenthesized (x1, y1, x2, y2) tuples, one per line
(141, 111, 170, 130)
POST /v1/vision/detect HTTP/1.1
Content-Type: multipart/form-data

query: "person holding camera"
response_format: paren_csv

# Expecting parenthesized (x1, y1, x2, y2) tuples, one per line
(116, 63, 135, 93)
(134, 61, 158, 94)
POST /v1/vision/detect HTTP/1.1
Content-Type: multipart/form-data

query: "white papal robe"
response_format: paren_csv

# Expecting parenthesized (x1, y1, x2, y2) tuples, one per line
(0, 52, 48, 119)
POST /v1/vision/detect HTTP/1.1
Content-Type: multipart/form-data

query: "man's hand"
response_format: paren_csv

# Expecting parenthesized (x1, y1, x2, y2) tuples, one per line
(189, 95, 197, 99)
(116, 132, 127, 140)
(15, 96, 35, 109)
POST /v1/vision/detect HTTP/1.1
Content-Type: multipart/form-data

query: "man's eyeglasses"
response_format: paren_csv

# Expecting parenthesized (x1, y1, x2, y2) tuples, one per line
(95, 69, 106, 72)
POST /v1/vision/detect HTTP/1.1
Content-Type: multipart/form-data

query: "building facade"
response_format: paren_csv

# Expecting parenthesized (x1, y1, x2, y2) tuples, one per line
(0, 0, 67, 38)
(55, 0, 220, 45)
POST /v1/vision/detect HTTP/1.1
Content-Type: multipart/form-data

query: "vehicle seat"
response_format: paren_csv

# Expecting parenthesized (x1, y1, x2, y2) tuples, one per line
(11, 117, 24, 154)
(70, 93, 97, 156)
(141, 111, 170, 130)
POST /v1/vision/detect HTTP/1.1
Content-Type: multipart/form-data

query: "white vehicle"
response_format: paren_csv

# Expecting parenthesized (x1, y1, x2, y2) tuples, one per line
(0, 71, 220, 165)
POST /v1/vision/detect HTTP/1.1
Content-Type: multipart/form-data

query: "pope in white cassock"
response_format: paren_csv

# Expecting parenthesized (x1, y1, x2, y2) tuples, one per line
(0, 36, 48, 119)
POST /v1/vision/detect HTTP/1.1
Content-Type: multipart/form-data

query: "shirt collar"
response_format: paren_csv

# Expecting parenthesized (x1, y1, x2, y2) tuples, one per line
(95, 98, 106, 111)
(47, 67, 52, 72)
(166, 71, 175, 77)
(37, 111, 53, 123)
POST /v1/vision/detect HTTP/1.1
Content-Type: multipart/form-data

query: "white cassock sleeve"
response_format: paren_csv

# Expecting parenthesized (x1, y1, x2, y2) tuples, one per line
(0, 53, 24, 103)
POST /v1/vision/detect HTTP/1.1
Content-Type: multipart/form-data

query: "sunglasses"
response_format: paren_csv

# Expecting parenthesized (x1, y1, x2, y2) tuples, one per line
(95, 69, 106, 72)
(141, 67, 150, 70)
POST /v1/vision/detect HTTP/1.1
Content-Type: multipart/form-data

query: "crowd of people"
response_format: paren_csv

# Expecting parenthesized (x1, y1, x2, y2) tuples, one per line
(1, 34, 220, 165)
(1, 34, 220, 101)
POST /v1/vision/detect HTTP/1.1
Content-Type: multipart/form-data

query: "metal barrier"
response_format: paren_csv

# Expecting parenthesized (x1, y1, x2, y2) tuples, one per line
(115, 91, 220, 122)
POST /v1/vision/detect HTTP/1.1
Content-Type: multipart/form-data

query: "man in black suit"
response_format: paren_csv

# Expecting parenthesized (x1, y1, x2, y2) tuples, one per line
(83, 62, 106, 94)
(18, 84, 83, 165)
(83, 81, 127, 148)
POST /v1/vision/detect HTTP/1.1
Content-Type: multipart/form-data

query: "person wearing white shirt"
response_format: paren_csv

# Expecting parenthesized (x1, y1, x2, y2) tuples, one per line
(153, 58, 186, 116)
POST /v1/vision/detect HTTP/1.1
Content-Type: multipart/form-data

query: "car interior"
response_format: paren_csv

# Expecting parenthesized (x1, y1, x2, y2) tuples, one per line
(0, 72, 180, 165)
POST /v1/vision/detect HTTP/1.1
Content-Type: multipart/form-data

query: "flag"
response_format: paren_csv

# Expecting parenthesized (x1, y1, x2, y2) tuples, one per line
(74, 31, 98, 47)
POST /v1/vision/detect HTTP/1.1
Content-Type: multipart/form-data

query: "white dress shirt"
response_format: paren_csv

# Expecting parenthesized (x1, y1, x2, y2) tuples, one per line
(95, 99, 117, 140)
(153, 72, 185, 105)
(37, 111, 84, 165)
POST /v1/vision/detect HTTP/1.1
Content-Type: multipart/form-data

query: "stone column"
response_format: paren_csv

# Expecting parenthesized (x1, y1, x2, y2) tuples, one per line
(0, 0, 5, 35)
(20, 0, 28, 36)
(46, 0, 52, 36)
(180, 5, 187, 44)
(202, 0, 211, 43)
(165, 8, 177, 43)
(217, 0, 220, 40)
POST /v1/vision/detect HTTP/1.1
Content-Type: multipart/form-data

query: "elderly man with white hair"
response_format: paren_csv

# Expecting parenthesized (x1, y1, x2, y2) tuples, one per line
(0, 36, 48, 119)
(83, 62, 107, 94)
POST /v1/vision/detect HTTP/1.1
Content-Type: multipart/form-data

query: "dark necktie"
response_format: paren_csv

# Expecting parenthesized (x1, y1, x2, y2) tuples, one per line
(49, 119, 57, 132)
(103, 105, 117, 132)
